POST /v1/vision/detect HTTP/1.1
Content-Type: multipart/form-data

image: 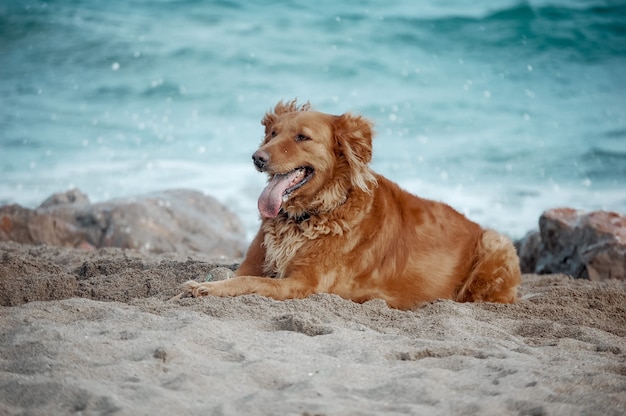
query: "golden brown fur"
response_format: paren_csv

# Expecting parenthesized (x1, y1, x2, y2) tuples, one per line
(179, 100, 521, 309)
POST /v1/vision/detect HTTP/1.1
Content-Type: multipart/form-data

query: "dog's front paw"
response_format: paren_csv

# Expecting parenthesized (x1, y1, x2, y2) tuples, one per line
(184, 280, 216, 297)
(170, 280, 214, 300)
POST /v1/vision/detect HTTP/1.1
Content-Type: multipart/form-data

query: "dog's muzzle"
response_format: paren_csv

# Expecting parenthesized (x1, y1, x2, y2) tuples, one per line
(252, 149, 270, 171)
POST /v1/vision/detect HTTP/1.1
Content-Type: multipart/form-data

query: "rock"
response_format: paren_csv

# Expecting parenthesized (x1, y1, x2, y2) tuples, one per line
(0, 189, 247, 259)
(206, 267, 236, 281)
(515, 230, 541, 273)
(39, 188, 90, 208)
(517, 208, 626, 281)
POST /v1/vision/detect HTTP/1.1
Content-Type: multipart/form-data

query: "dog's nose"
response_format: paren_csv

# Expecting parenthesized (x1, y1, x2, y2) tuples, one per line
(252, 150, 270, 171)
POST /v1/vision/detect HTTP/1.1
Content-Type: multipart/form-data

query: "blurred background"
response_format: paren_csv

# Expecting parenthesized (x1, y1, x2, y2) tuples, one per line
(1, 0, 625, 240)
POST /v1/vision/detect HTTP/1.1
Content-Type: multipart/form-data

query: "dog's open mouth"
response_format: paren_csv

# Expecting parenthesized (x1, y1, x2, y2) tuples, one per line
(258, 167, 314, 218)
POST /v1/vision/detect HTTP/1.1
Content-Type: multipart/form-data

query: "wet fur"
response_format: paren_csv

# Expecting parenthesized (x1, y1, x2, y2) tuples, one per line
(180, 100, 520, 309)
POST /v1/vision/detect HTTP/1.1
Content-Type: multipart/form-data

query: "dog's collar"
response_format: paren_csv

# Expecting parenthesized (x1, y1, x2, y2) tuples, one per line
(293, 211, 311, 222)
(279, 194, 349, 223)
(280, 209, 311, 223)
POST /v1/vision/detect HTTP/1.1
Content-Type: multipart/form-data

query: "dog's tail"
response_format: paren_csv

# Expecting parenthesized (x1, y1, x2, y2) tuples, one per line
(455, 230, 521, 303)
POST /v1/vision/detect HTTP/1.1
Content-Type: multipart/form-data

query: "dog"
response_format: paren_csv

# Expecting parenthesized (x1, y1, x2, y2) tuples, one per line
(178, 100, 521, 309)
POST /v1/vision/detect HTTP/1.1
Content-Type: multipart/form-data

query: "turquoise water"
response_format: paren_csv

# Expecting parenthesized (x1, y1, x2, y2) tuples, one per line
(1, 0, 625, 239)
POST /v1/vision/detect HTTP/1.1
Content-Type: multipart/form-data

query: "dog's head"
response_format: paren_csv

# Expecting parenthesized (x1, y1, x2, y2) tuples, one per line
(253, 100, 377, 219)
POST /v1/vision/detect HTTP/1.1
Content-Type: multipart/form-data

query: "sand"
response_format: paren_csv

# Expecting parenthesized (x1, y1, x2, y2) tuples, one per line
(0, 240, 625, 416)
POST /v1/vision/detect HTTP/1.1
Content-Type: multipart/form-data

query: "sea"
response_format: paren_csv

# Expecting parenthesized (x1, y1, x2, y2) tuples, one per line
(1, 0, 625, 241)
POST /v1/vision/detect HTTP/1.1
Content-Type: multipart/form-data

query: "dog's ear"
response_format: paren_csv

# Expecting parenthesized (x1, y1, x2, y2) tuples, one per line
(334, 113, 374, 166)
(334, 113, 377, 192)
(261, 99, 311, 137)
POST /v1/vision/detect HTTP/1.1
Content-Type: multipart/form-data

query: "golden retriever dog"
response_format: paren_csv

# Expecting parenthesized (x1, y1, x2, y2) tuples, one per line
(179, 100, 520, 309)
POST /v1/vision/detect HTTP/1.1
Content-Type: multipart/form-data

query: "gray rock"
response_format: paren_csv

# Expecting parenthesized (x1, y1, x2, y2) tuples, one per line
(0, 189, 246, 259)
(517, 208, 626, 281)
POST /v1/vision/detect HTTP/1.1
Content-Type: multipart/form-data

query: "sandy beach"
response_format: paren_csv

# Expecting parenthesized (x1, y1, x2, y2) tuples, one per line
(1, 240, 625, 415)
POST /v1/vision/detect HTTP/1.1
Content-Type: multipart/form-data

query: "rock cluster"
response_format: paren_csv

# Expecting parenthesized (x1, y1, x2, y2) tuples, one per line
(517, 208, 625, 281)
(0, 189, 247, 259)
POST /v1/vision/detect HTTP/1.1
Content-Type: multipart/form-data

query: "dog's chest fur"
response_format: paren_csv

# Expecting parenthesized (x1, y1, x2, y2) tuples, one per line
(261, 215, 349, 278)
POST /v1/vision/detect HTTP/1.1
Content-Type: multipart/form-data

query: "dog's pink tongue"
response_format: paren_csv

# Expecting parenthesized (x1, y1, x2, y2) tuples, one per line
(258, 171, 300, 218)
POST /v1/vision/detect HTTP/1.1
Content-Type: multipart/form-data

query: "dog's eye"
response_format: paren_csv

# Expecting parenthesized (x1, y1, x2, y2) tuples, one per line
(295, 134, 311, 142)
(270, 130, 277, 138)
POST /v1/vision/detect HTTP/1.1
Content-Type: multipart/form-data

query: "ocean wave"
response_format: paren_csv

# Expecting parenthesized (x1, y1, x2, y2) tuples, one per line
(584, 147, 626, 161)
(384, 2, 626, 63)
(141, 80, 185, 98)
(580, 148, 626, 182)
